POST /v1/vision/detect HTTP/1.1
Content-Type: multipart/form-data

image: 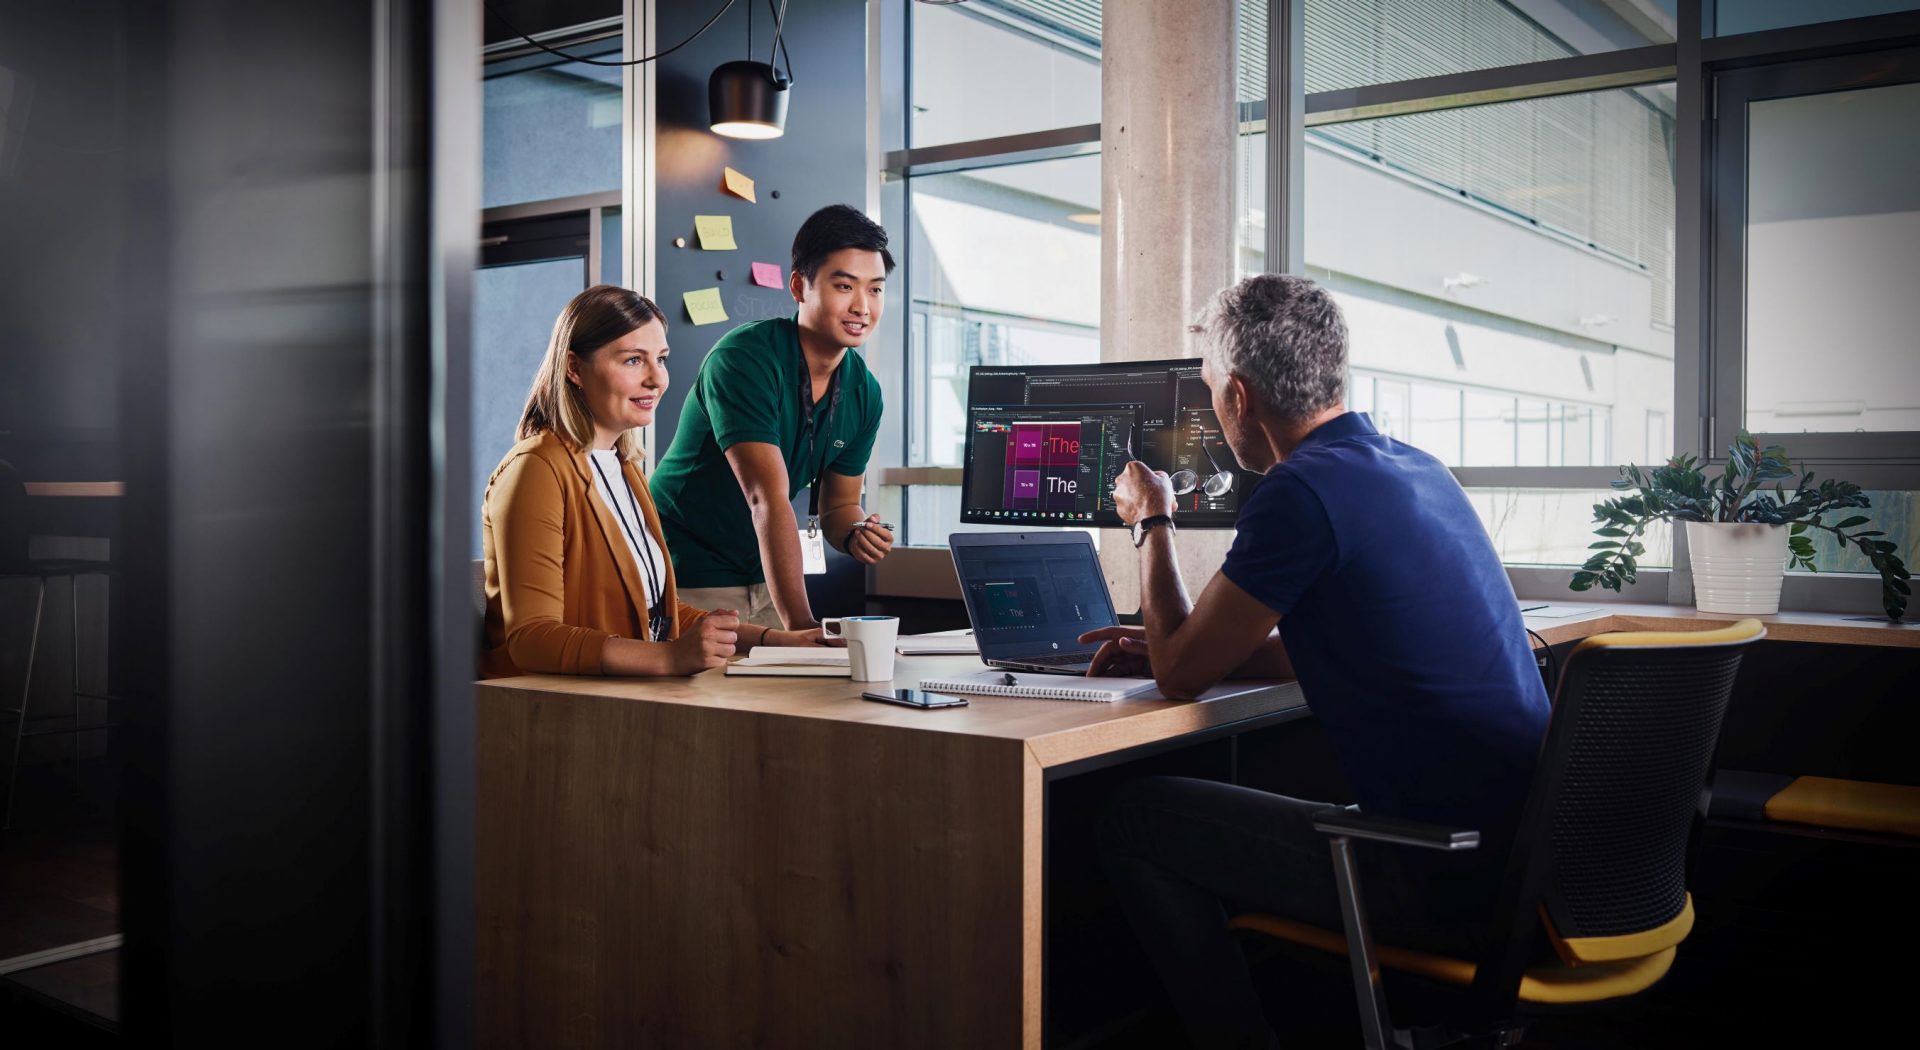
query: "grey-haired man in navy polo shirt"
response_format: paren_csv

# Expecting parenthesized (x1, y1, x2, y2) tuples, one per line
(1080, 275, 1550, 1049)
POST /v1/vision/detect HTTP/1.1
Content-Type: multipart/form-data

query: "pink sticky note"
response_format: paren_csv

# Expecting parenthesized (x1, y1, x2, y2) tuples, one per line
(751, 262, 783, 289)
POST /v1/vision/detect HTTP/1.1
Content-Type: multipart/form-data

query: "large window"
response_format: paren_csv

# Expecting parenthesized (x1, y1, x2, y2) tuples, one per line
(1304, 0, 1675, 94)
(887, 1, 1920, 596)
(1306, 86, 1677, 481)
(471, 29, 625, 555)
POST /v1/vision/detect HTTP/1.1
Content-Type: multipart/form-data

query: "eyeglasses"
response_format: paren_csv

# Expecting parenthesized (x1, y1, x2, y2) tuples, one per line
(1170, 440, 1234, 498)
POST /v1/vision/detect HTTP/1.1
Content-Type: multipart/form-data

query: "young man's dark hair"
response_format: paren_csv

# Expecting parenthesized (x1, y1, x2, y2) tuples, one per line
(791, 204, 896, 281)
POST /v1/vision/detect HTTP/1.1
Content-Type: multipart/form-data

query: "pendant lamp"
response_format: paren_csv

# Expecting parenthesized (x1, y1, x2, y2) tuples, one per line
(709, 59, 789, 139)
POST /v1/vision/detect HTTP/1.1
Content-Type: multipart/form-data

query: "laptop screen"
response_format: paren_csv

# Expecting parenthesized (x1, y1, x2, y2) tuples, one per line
(950, 534, 1117, 658)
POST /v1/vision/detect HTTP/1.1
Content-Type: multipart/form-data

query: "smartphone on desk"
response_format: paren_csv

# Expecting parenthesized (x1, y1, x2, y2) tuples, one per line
(862, 688, 969, 709)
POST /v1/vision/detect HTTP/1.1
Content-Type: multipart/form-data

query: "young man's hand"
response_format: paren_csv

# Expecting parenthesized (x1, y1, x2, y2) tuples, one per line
(1078, 625, 1153, 677)
(844, 514, 894, 564)
(1112, 460, 1175, 524)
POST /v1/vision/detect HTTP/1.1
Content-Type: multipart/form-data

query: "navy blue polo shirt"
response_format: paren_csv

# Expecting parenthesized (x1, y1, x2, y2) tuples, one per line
(1222, 412, 1549, 840)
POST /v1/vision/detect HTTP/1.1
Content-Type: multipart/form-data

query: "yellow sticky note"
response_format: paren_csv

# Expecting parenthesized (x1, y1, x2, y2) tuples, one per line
(683, 287, 728, 326)
(721, 166, 756, 203)
(694, 214, 737, 250)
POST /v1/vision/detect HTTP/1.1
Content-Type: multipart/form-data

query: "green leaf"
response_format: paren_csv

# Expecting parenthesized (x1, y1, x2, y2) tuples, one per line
(1569, 578, 1593, 592)
(1790, 522, 1807, 535)
(1588, 540, 1620, 550)
(1594, 527, 1630, 537)
(1835, 516, 1869, 529)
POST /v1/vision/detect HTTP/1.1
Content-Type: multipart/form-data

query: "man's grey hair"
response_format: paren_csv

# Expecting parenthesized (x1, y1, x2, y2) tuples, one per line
(1194, 274, 1348, 425)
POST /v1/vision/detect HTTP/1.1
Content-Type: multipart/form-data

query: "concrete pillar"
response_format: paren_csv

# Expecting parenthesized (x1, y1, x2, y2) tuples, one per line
(1098, 0, 1238, 611)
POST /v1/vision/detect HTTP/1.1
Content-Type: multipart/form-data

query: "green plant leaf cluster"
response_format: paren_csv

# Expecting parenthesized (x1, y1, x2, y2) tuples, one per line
(1570, 432, 1910, 620)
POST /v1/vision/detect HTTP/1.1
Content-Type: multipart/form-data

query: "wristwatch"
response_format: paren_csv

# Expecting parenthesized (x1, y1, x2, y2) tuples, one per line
(1131, 514, 1175, 548)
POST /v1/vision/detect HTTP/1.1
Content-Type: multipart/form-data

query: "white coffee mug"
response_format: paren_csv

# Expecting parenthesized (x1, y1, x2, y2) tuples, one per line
(821, 615, 900, 682)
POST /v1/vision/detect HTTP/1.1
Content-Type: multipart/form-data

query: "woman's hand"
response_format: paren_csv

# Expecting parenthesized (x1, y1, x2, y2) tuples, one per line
(763, 626, 841, 648)
(1077, 625, 1152, 677)
(674, 608, 740, 674)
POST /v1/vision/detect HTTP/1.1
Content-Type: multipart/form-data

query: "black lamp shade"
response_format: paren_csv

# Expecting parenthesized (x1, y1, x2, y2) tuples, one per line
(709, 60, 789, 140)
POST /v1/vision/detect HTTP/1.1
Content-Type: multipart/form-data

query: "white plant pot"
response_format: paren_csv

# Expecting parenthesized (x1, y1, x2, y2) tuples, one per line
(1686, 521, 1788, 615)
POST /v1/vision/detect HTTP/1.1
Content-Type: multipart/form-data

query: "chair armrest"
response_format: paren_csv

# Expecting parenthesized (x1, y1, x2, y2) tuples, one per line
(1310, 809, 1480, 851)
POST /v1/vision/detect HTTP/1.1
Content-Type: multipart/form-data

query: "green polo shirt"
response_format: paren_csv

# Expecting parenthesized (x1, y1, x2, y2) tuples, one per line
(650, 316, 883, 588)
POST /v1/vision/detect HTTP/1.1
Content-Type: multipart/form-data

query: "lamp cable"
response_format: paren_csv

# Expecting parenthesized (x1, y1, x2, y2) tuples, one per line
(484, 0, 739, 67)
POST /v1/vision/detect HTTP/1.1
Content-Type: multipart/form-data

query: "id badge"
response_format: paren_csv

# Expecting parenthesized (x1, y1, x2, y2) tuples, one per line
(798, 528, 828, 575)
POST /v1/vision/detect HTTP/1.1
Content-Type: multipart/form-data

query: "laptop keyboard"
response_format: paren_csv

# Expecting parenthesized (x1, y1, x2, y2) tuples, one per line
(1012, 652, 1094, 668)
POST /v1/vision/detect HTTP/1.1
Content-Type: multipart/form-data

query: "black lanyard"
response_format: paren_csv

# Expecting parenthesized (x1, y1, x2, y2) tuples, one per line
(590, 453, 668, 642)
(796, 343, 843, 531)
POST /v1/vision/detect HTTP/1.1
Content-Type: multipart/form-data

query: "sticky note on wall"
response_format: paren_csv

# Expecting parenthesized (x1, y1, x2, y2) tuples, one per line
(694, 215, 736, 250)
(683, 288, 728, 326)
(751, 262, 783, 289)
(721, 166, 756, 203)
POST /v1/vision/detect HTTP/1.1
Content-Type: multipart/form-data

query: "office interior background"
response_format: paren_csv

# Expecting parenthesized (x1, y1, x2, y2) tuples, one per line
(1, 0, 1916, 1045)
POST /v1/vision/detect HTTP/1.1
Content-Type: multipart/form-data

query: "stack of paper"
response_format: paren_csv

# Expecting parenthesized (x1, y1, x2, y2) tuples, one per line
(895, 630, 979, 656)
(725, 646, 850, 677)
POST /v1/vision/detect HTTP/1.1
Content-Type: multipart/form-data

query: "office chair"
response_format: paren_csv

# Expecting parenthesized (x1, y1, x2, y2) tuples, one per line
(1230, 618, 1766, 1049)
(0, 459, 119, 829)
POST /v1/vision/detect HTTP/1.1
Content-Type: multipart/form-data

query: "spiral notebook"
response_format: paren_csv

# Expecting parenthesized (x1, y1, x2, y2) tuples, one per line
(916, 670, 1159, 703)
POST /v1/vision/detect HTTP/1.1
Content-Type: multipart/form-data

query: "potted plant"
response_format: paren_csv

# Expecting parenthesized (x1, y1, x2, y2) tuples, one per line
(1572, 432, 1910, 620)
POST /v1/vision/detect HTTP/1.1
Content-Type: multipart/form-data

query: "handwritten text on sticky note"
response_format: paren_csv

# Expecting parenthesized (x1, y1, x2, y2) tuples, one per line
(683, 288, 729, 326)
(721, 166, 756, 203)
(693, 215, 736, 251)
(751, 262, 783, 289)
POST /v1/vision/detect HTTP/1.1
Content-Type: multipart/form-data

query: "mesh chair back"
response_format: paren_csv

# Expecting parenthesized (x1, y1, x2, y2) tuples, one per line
(1534, 623, 1761, 948)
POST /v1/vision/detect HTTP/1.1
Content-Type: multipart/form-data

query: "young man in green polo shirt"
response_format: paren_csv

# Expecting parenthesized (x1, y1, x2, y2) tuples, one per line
(650, 205, 896, 630)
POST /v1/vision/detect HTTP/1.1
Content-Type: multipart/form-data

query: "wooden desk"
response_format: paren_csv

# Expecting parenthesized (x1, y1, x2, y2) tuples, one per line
(1523, 602, 1919, 650)
(476, 656, 1304, 1049)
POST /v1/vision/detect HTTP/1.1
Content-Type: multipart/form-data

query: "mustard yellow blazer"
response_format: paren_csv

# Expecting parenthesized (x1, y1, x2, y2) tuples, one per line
(481, 430, 708, 678)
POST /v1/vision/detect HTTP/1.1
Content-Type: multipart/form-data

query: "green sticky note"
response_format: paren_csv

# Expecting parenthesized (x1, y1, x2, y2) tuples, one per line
(693, 214, 737, 250)
(683, 287, 728, 326)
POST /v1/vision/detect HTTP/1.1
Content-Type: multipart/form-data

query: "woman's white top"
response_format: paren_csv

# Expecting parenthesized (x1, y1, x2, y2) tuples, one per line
(587, 449, 669, 641)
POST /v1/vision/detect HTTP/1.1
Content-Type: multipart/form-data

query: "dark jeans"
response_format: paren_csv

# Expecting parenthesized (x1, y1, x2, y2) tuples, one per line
(1097, 776, 1502, 1050)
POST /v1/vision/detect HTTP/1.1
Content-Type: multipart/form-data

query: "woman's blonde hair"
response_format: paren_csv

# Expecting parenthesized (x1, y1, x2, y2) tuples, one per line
(518, 284, 667, 460)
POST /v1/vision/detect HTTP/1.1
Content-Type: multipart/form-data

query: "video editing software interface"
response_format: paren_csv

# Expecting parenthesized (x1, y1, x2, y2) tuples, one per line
(953, 540, 1114, 651)
(961, 359, 1243, 527)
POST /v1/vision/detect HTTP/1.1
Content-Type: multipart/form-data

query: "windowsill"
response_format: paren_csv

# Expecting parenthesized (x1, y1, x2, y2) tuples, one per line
(875, 549, 1899, 621)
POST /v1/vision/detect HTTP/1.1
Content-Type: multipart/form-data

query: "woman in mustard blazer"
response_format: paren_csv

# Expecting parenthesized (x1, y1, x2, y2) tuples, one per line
(482, 285, 828, 678)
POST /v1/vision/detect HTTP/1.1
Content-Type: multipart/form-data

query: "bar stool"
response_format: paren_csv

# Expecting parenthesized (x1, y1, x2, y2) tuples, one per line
(1, 460, 118, 830)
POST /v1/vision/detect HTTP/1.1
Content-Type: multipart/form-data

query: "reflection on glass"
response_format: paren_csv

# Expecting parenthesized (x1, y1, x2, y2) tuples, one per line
(1308, 87, 1674, 470)
(483, 56, 622, 208)
(472, 258, 589, 554)
(1744, 82, 1920, 435)
(908, 154, 1101, 467)
(1715, 0, 1915, 36)
(601, 207, 622, 288)
(1304, 0, 1676, 95)
(1465, 488, 1674, 568)
(909, 1, 1099, 148)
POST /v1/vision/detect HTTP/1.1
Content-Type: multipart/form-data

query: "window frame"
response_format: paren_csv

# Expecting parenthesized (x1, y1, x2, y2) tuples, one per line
(872, 0, 1920, 603)
(1707, 45, 1920, 484)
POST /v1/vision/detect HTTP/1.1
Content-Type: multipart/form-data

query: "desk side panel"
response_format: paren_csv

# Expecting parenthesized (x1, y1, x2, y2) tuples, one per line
(476, 685, 1034, 1049)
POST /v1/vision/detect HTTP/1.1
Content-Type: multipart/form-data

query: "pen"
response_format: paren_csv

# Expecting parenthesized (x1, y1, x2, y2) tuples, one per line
(1520, 604, 1548, 613)
(852, 521, 896, 532)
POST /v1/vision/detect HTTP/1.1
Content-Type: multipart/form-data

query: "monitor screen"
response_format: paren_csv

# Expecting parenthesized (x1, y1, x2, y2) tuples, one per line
(960, 359, 1244, 527)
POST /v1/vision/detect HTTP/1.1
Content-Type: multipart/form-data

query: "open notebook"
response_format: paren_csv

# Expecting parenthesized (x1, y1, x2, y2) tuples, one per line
(917, 670, 1159, 703)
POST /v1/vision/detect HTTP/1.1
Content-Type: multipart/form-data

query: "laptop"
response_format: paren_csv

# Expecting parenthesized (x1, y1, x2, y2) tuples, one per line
(948, 531, 1119, 675)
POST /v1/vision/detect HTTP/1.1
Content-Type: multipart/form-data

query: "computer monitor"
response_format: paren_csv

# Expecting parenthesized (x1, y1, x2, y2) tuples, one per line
(959, 358, 1244, 528)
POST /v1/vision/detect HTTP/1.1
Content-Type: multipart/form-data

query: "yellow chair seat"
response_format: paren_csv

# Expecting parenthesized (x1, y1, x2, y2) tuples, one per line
(1765, 776, 1920, 838)
(1228, 913, 1676, 1005)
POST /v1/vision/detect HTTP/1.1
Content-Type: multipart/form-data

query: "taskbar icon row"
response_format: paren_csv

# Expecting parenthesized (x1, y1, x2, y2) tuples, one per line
(976, 509, 1095, 521)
